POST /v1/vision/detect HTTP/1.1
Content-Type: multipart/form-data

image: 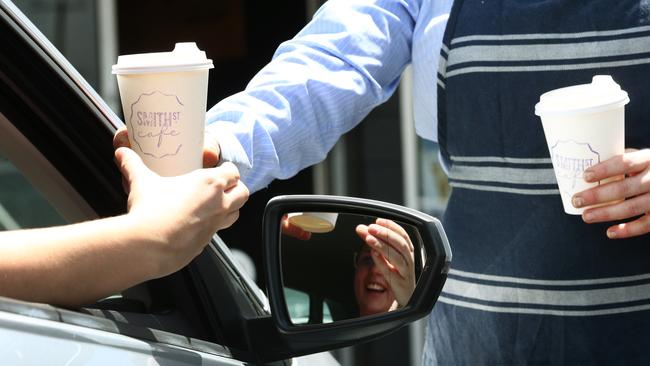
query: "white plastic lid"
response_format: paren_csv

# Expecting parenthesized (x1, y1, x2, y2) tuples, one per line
(534, 75, 629, 117)
(112, 42, 213, 74)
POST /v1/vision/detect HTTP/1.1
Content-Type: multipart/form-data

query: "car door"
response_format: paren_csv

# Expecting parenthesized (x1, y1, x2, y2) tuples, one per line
(0, 1, 290, 364)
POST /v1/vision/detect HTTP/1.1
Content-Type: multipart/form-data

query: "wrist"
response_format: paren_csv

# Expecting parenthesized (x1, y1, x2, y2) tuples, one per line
(118, 213, 173, 279)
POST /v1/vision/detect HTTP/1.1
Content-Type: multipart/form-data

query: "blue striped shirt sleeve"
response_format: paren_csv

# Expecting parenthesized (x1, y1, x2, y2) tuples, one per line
(206, 0, 421, 192)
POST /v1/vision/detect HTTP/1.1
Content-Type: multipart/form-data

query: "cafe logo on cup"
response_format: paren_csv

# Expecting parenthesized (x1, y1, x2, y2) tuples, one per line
(129, 91, 184, 159)
(550, 140, 600, 191)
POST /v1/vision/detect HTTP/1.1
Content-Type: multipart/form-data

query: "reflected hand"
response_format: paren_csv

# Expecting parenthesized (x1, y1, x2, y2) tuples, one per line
(355, 218, 415, 308)
(572, 148, 650, 239)
(115, 147, 249, 276)
(281, 215, 312, 241)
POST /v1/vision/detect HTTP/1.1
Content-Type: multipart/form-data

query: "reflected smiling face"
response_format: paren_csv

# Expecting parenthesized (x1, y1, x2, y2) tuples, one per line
(353, 246, 396, 317)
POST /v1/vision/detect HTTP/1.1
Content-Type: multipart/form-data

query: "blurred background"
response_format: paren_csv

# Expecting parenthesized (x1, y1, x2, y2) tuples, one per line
(8, 0, 450, 364)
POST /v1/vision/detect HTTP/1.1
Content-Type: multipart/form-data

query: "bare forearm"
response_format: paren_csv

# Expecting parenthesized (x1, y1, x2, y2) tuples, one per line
(0, 148, 248, 308)
(0, 215, 162, 307)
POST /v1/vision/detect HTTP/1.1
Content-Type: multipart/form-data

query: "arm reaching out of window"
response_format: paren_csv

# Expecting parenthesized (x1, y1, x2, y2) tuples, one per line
(0, 147, 248, 307)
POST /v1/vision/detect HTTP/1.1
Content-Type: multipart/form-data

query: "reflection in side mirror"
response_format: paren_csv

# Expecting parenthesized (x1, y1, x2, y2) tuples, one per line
(255, 195, 450, 362)
(280, 212, 425, 326)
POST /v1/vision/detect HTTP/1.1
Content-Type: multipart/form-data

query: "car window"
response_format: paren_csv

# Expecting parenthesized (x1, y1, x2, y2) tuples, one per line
(285, 287, 333, 325)
(0, 153, 66, 230)
(0, 0, 210, 344)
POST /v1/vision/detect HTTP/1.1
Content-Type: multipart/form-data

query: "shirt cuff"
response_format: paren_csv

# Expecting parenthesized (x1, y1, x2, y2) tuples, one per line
(205, 123, 252, 172)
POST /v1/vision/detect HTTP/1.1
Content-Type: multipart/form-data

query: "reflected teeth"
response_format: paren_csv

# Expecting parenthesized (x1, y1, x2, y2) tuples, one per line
(367, 283, 385, 291)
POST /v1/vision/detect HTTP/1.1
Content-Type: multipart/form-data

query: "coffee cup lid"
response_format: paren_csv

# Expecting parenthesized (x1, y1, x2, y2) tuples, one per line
(534, 75, 629, 117)
(112, 42, 213, 75)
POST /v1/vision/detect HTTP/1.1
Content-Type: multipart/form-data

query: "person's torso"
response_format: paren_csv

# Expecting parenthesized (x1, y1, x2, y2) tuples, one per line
(436, 0, 650, 327)
(423, 2, 650, 365)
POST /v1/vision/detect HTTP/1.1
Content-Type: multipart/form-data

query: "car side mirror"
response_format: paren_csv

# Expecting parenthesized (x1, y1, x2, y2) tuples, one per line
(248, 195, 451, 362)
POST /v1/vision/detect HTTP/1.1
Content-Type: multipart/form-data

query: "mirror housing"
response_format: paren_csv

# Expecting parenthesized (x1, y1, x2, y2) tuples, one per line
(249, 195, 451, 362)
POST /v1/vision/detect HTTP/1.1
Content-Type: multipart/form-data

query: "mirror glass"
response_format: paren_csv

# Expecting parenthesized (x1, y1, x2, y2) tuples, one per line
(280, 212, 425, 326)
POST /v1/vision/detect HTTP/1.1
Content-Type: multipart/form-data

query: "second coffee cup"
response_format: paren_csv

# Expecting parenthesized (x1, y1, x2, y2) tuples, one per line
(535, 75, 629, 215)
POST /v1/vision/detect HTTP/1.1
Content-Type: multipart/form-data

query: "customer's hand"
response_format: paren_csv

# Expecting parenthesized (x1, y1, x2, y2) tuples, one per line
(355, 218, 416, 308)
(572, 148, 650, 239)
(113, 127, 221, 169)
(280, 214, 312, 240)
(115, 147, 248, 276)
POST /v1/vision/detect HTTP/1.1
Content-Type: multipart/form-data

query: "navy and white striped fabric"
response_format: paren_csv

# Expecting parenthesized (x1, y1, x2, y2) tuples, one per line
(439, 25, 650, 82)
(443, 268, 650, 317)
(426, 1, 650, 364)
(446, 155, 558, 196)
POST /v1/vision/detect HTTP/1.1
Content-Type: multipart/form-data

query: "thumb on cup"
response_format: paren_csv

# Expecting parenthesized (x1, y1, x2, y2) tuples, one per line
(203, 129, 221, 168)
(113, 127, 131, 150)
(115, 147, 151, 189)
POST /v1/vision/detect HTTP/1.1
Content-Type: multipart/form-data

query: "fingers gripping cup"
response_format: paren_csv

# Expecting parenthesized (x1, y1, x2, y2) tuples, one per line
(112, 43, 213, 176)
(535, 75, 629, 214)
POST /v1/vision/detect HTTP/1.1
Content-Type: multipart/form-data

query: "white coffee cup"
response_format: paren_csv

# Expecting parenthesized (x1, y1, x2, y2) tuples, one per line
(112, 42, 213, 176)
(535, 75, 629, 214)
(287, 212, 339, 233)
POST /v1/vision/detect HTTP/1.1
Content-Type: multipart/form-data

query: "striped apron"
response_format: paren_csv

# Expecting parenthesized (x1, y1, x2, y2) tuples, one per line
(425, 1, 650, 364)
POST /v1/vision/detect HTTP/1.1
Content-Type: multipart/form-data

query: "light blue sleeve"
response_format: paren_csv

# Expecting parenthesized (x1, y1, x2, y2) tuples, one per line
(206, 0, 422, 193)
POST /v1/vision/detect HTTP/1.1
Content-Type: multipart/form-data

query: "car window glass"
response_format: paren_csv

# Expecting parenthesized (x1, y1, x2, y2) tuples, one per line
(0, 153, 66, 230)
(285, 287, 333, 325)
(11, 0, 101, 89)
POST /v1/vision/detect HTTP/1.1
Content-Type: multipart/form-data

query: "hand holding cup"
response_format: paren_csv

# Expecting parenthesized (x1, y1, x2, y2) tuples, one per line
(113, 127, 221, 169)
(571, 148, 650, 239)
(535, 75, 629, 215)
